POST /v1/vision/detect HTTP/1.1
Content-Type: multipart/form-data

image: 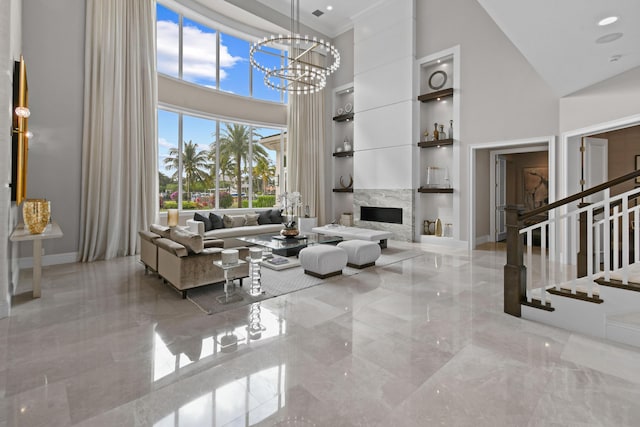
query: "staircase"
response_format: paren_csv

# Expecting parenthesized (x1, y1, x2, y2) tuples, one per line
(504, 169, 640, 348)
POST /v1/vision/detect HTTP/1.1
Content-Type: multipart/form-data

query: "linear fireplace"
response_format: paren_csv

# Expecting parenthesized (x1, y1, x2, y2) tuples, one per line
(360, 207, 403, 224)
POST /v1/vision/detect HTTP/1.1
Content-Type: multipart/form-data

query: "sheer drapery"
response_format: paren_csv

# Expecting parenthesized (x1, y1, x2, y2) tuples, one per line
(79, 0, 158, 261)
(287, 90, 327, 225)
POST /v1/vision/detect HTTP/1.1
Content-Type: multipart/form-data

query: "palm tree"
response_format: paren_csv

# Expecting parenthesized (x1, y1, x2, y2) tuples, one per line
(164, 140, 210, 197)
(215, 124, 269, 207)
(253, 157, 275, 194)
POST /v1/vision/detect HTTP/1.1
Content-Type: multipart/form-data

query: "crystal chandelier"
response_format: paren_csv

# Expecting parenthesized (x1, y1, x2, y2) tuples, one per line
(249, 0, 340, 95)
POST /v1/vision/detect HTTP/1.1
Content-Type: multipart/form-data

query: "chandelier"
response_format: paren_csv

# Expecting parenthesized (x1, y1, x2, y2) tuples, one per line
(249, 0, 340, 95)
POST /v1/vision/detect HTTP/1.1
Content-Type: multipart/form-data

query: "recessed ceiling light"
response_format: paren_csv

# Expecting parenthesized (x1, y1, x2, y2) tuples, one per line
(326, 5, 333, 11)
(596, 32, 623, 44)
(598, 16, 618, 26)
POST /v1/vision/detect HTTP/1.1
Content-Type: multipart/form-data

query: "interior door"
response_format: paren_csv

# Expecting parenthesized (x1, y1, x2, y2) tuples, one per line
(584, 137, 608, 203)
(495, 155, 507, 241)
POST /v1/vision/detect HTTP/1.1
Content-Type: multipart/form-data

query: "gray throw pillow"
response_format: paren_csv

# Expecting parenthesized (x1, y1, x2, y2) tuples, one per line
(270, 209, 284, 224)
(223, 214, 246, 228)
(245, 213, 260, 226)
(258, 210, 272, 225)
(194, 212, 213, 231)
(209, 212, 224, 229)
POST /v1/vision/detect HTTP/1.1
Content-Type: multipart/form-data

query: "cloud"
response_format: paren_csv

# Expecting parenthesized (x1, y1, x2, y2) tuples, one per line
(156, 19, 244, 83)
(158, 137, 173, 149)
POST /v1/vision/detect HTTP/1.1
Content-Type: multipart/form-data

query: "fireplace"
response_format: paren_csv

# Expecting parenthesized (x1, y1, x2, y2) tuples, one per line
(360, 207, 403, 224)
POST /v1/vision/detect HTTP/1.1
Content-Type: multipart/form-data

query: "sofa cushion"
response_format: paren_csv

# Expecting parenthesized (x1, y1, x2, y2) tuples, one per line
(269, 209, 284, 224)
(245, 213, 260, 226)
(194, 212, 213, 232)
(258, 209, 272, 225)
(203, 223, 284, 239)
(139, 230, 161, 242)
(203, 238, 224, 248)
(170, 227, 204, 254)
(209, 212, 224, 229)
(223, 214, 246, 228)
(150, 224, 171, 238)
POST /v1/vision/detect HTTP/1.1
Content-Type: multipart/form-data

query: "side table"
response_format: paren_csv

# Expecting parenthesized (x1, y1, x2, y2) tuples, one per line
(212, 259, 246, 304)
(10, 222, 64, 298)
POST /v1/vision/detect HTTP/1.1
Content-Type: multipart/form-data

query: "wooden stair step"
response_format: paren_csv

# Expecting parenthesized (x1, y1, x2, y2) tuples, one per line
(522, 298, 555, 312)
(595, 278, 640, 293)
(548, 287, 603, 304)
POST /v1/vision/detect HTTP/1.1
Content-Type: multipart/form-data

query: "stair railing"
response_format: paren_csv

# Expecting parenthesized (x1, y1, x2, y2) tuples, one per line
(504, 169, 640, 317)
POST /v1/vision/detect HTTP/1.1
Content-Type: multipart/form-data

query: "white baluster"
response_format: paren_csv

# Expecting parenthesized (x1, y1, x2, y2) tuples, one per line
(635, 207, 640, 264)
(587, 208, 594, 297)
(604, 189, 611, 282)
(541, 224, 547, 301)
(622, 197, 629, 285)
(527, 229, 533, 301)
(613, 205, 619, 274)
(570, 212, 577, 294)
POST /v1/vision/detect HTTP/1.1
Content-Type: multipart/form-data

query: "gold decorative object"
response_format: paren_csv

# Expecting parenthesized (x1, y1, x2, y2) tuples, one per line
(167, 209, 179, 227)
(339, 174, 353, 189)
(23, 199, 50, 234)
(280, 228, 300, 238)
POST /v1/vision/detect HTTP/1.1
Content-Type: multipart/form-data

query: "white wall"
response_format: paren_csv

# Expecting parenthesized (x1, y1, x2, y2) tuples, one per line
(415, 0, 559, 241)
(0, 0, 21, 318)
(330, 29, 354, 90)
(21, 0, 85, 260)
(560, 66, 640, 133)
(353, 0, 415, 190)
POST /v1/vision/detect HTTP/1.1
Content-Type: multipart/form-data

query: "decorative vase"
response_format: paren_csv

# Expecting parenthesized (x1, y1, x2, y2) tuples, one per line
(433, 123, 439, 141)
(439, 124, 446, 140)
(280, 228, 299, 238)
(423, 220, 436, 235)
(435, 218, 443, 237)
(449, 119, 454, 140)
(343, 138, 352, 152)
(23, 199, 50, 234)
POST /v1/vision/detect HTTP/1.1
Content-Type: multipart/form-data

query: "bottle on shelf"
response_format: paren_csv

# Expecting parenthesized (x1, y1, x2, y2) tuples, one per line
(435, 218, 443, 237)
(449, 120, 454, 140)
(439, 124, 445, 140)
(433, 123, 439, 140)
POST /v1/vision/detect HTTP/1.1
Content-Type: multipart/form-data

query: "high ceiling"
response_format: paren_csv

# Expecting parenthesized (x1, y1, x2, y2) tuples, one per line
(213, 0, 639, 96)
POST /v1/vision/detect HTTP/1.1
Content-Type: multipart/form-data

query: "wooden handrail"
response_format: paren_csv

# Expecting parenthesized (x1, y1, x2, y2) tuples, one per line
(520, 169, 640, 221)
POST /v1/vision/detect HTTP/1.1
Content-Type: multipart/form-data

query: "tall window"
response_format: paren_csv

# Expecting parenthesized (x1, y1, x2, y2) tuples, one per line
(158, 108, 283, 211)
(156, 2, 285, 103)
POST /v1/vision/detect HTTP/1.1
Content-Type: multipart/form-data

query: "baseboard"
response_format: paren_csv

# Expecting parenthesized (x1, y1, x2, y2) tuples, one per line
(18, 251, 78, 269)
(475, 235, 491, 246)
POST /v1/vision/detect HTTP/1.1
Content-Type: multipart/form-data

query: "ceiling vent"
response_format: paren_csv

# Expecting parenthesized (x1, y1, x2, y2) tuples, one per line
(312, 9, 324, 17)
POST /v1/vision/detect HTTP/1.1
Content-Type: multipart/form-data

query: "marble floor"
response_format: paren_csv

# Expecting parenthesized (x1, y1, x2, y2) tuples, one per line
(1, 241, 640, 426)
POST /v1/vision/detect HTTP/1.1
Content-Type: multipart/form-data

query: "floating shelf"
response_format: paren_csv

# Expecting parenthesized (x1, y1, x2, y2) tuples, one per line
(417, 139, 453, 148)
(333, 150, 354, 157)
(417, 187, 453, 194)
(332, 113, 354, 122)
(417, 88, 453, 103)
(333, 188, 354, 193)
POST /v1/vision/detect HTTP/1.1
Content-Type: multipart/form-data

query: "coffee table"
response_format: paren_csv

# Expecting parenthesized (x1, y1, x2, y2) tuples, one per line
(236, 233, 343, 257)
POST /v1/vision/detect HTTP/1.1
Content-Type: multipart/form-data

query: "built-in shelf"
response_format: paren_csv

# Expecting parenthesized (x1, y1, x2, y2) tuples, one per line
(417, 88, 453, 103)
(332, 113, 354, 122)
(417, 139, 453, 148)
(417, 187, 453, 194)
(333, 188, 354, 193)
(333, 150, 354, 157)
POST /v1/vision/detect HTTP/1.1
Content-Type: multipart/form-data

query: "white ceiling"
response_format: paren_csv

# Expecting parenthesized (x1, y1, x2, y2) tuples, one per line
(212, 0, 640, 96)
(477, 0, 640, 96)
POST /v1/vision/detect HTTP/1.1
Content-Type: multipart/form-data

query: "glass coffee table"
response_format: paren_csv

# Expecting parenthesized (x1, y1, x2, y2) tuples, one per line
(236, 232, 343, 258)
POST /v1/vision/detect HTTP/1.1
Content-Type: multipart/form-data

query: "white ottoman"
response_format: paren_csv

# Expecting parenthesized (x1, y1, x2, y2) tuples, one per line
(337, 240, 381, 269)
(299, 245, 347, 279)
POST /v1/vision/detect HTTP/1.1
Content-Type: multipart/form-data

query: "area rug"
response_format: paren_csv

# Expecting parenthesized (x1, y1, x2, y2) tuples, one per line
(187, 266, 326, 315)
(187, 245, 426, 315)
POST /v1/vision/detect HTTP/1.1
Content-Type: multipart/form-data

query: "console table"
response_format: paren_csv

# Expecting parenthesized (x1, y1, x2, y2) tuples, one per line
(10, 222, 63, 298)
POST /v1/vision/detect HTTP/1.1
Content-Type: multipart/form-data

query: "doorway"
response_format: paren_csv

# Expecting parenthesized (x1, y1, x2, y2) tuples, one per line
(469, 136, 556, 250)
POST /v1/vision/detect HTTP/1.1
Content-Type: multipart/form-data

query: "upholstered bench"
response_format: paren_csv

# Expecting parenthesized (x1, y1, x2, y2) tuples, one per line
(299, 245, 347, 279)
(337, 240, 381, 269)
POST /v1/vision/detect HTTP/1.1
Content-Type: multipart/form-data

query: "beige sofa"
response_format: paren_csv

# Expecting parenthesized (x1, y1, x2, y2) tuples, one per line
(187, 211, 284, 248)
(139, 225, 250, 298)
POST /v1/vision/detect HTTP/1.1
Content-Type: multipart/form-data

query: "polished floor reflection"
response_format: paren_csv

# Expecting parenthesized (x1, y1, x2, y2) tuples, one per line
(2, 241, 640, 426)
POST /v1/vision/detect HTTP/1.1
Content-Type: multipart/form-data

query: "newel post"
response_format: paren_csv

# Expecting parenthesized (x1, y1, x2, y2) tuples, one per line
(577, 202, 590, 278)
(504, 205, 525, 317)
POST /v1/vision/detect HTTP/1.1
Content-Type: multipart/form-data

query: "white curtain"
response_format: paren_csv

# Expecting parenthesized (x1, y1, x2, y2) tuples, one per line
(79, 0, 158, 261)
(288, 91, 327, 224)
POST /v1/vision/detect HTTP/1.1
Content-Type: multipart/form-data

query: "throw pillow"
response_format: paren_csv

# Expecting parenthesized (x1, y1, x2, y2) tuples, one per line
(257, 209, 272, 225)
(245, 213, 260, 226)
(270, 209, 284, 224)
(194, 212, 213, 232)
(223, 214, 246, 228)
(169, 227, 204, 254)
(209, 212, 224, 229)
